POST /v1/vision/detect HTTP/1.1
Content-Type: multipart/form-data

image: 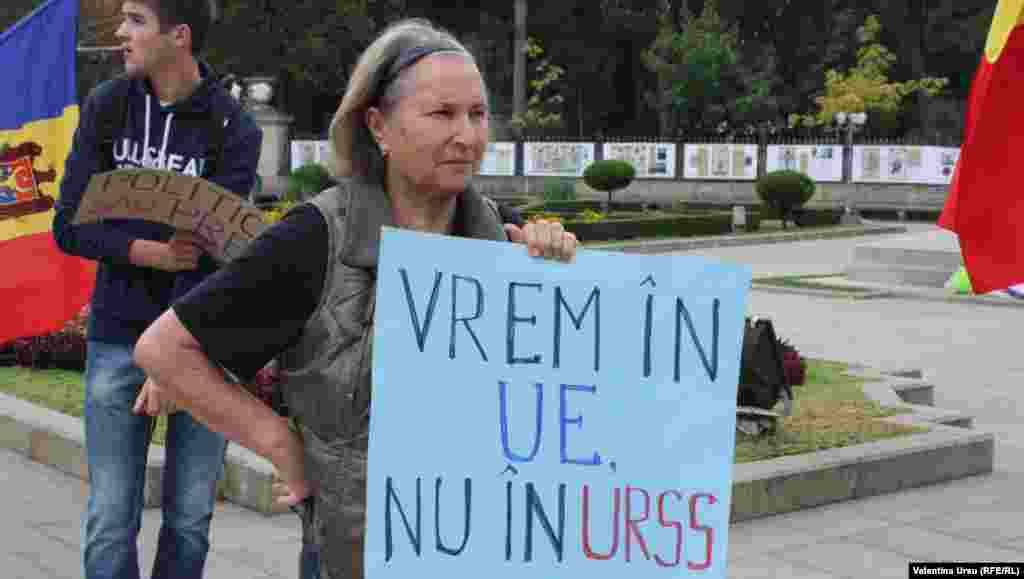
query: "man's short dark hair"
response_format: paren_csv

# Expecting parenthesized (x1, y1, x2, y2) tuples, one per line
(142, 0, 214, 55)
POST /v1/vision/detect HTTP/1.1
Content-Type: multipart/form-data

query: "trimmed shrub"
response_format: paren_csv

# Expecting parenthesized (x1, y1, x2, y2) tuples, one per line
(541, 177, 576, 202)
(793, 207, 843, 227)
(563, 212, 736, 241)
(286, 163, 333, 202)
(527, 200, 648, 214)
(755, 205, 843, 227)
(583, 159, 636, 208)
(755, 170, 815, 229)
(501, 196, 536, 208)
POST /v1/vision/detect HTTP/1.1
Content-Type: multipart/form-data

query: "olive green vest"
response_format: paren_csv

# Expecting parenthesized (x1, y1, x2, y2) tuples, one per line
(278, 177, 506, 577)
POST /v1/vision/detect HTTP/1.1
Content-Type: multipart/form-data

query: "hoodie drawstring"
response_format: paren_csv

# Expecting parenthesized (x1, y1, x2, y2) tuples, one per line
(159, 113, 174, 169)
(142, 93, 175, 169)
(143, 94, 151, 167)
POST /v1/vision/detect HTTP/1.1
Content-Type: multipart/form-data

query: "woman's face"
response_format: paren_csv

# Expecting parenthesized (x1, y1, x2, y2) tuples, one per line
(368, 53, 489, 199)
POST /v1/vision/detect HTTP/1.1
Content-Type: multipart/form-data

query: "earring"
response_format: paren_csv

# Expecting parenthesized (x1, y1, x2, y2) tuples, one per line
(380, 146, 389, 158)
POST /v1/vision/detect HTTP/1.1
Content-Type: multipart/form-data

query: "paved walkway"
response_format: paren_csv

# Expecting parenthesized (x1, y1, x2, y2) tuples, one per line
(4, 222, 1024, 578)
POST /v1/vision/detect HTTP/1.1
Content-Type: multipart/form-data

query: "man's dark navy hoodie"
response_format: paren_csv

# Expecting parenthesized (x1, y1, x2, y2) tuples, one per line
(53, 62, 263, 345)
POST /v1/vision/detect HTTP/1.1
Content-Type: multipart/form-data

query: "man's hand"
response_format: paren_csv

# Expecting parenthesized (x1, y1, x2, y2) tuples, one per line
(505, 219, 578, 262)
(129, 229, 202, 272)
(133, 377, 181, 416)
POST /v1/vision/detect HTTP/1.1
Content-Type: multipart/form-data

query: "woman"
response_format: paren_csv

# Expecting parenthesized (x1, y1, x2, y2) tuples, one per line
(134, 18, 577, 579)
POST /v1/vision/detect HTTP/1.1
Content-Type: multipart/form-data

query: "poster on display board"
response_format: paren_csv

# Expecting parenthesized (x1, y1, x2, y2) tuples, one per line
(601, 142, 677, 179)
(683, 144, 758, 180)
(852, 145, 960, 185)
(479, 142, 517, 176)
(523, 142, 595, 177)
(765, 145, 844, 183)
(290, 140, 332, 171)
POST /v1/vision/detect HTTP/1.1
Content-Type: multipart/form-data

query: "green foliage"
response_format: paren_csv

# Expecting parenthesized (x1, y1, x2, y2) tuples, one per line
(207, 0, 371, 93)
(510, 37, 565, 134)
(756, 170, 816, 228)
(790, 14, 949, 128)
(584, 158, 636, 208)
(262, 200, 298, 224)
(565, 212, 737, 242)
(525, 211, 564, 223)
(642, 0, 780, 133)
(579, 208, 607, 223)
(286, 163, 332, 202)
(533, 200, 645, 213)
(541, 177, 576, 202)
(583, 159, 636, 193)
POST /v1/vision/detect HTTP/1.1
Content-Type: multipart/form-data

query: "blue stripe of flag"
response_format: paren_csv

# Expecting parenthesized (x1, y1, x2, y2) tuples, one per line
(0, 0, 78, 131)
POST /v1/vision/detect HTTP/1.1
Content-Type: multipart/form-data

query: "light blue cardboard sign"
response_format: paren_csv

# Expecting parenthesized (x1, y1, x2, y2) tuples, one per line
(365, 227, 752, 578)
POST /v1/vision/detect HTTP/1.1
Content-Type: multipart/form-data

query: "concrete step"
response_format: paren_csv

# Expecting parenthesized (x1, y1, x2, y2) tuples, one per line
(889, 379, 935, 407)
(846, 263, 957, 287)
(886, 403, 974, 429)
(851, 245, 963, 269)
(845, 229, 963, 288)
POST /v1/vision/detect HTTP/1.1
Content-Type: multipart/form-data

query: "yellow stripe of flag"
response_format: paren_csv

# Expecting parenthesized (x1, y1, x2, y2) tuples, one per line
(985, 0, 1024, 63)
(0, 104, 78, 242)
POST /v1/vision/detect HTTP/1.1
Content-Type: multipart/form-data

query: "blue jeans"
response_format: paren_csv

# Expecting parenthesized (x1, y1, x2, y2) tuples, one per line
(300, 540, 320, 579)
(82, 340, 228, 579)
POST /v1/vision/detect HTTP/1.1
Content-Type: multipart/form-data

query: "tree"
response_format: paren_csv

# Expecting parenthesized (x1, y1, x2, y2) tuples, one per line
(641, 0, 779, 136)
(790, 14, 948, 129)
(513, 0, 527, 124)
(583, 159, 635, 210)
(209, 0, 371, 89)
(508, 37, 565, 134)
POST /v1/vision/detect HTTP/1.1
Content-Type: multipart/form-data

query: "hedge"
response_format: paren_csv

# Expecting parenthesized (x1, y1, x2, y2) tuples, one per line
(561, 211, 760, 242)
(524, 200, 652, 214)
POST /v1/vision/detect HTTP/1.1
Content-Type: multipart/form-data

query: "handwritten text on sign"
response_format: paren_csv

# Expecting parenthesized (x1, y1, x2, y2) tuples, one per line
(72, 169, 268, 263)
(365, 228, 751, 578)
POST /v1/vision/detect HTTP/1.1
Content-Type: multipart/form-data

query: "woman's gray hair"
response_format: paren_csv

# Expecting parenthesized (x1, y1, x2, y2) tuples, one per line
(328, 18, 488, 181)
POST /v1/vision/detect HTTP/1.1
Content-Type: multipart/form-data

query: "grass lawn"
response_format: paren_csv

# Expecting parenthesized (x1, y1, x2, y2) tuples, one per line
(581, 220, 863, 247)
(0, 366, 168, 445)
(752, 273, 876, 294)
(2, 358, 924, 463)
(734, 358, 927, 463)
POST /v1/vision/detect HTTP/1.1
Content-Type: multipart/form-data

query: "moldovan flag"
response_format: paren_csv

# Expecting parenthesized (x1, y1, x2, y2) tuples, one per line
(938, 0, 1024, 293)
(0, 0, 96, 344)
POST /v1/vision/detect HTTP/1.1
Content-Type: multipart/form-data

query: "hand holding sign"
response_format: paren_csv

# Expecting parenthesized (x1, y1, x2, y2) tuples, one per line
(73, 168, 270, 263)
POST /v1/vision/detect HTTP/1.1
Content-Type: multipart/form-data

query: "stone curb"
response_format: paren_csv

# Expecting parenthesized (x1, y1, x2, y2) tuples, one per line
(0, 392, 285, 515)
(752, 280, 1024, 309)
(731, 423, 994, 522)
(587, 223, 907, 254)
(0, 370, 994, 520)
(730, 374, 994, 522)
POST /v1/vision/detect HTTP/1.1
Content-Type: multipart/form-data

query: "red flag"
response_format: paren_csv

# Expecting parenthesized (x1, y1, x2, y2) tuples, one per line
(0, 0, 95, 344)
(939, 0, 1024, 293)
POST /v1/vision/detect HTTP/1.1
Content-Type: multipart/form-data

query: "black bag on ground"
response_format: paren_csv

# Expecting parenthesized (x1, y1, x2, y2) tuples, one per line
(738, 317, 793, 412)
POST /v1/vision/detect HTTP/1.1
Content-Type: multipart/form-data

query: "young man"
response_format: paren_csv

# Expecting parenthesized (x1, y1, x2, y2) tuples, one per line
(52, 1, 262, 577)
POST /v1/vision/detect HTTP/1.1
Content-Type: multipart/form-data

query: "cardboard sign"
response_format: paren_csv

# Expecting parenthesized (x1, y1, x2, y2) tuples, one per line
(73, 168, 268, 263)
(365, 228, 752, 578)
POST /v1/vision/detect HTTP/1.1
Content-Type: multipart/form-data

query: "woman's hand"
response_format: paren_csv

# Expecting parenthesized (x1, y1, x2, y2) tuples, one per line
(132, 377, 181, 416)
(505, 219, 577, 262)
(269, 429, 315, 507)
